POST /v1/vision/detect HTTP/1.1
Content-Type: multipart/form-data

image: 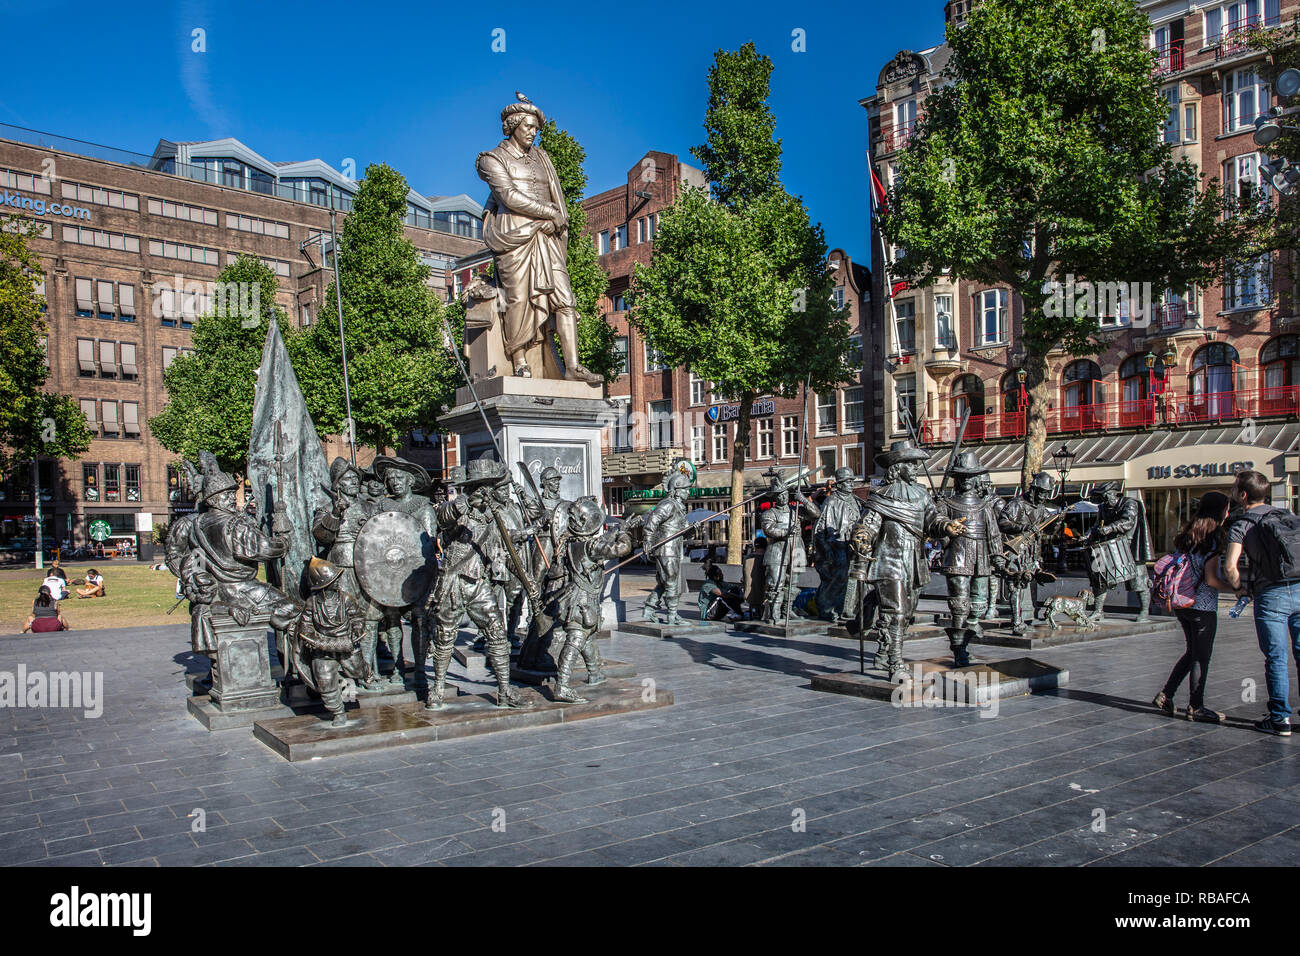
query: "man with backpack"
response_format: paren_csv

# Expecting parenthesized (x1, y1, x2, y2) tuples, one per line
(1224, 469, 1300, 736)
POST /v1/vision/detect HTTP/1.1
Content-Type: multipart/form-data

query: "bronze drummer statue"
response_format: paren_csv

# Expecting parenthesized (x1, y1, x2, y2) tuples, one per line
(1083, 481, 1153, 623)
(997, 472, 1059, 635)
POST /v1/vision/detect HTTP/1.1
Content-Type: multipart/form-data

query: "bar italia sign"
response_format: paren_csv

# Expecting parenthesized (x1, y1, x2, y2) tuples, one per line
(706, 397, 776, 423)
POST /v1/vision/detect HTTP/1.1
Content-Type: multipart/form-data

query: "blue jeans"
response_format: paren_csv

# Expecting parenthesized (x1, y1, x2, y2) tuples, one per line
(1250, 580, 1300, 723)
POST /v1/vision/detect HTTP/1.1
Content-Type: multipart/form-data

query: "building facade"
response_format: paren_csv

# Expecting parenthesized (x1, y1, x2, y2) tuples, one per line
(581, 150, 874, 537)
(861, 0, 1300, 553)
(0, 126, 484, 554)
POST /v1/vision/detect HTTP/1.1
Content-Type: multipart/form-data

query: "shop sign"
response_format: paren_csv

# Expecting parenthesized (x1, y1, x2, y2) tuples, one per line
(706, 397, 775, 423)
(1145, 461, 1254, 481)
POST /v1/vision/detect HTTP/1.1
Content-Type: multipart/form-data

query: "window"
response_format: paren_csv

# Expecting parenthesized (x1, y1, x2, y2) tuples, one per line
(935, 293, 956, 349)
(649, 400, 673, 449)
(612, 336, 628, 375)
(120, 342, 138, 381)
(691, 425, 706, 464)
(844, 386, 865, 431)
(1161, 85, 1181, 144)
(96, 280, 114, 320)
(75, 278, 94, 317)
(0, 166, 52, 194)
(611, 294, 627, 312)
(637, 217, 647, 243)
(979, 289, 1009, 346)
(149, 197, 217, 225)
(597, 231, 610, 255)
(119, 284, 135, 321)
(225, 213, 289, 238)
(1061, 360, 1105, 429)
(125, 464, 141, 502)
(1225, 152, 1272, 215)
(1223, 67, 1269, 133)
(1261, 335, 1300, 413)
(846, 335, 863, 368)
(833, 287, 845, 309)
(62, 227, 140, 252)
(756, 418, 774, 458)
(893, 299, 916, 353)
(781, 415, 799, 457)
(1224, 254, 1271, 309)
(1118, 354, 1153, 426)
(816, 391, 837, 435)
(98, 340, 118, 378)
(844, 445, 865, 477)
(613, 224, 628, 251)
(83, 463, 99, 501)
(148, 239, 220, 265)
(227, 252, 291, 278)
(952, 375, 985, 436)
(1189, 343, 1239, 418)
(645, 343, 670, 372)
(817, 446, 837, 476)
(77, 339, 96, 376)
(690, 372, 707, 406)
(610, 399, 632, 452)
(1002, 372, 1026, 413)
(79, 398, 98, 433)
(123, 402, 140, 437)
(712, 423, 729, 462)
(101, 400, 120, 436)
(104, 464, 121, 502)
(895, 374, 916, 431)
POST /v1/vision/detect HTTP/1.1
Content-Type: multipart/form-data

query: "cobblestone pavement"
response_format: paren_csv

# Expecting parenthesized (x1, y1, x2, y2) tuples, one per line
(2, 573, 1297, 866)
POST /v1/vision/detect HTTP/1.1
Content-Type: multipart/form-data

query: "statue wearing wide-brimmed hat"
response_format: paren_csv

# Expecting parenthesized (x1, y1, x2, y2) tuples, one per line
(425, 457, 528, 710)
(854, 440, 963, 680)
(934, 451, 1006, 665)
(760, 469, 819, 623)
(997, 472, 1060, 634)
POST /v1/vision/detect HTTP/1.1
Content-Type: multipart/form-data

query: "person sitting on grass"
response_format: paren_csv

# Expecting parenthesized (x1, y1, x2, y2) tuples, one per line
(23, 586, 69, 633)
(42, 569, 68, 602)
(76, 568, 105, 599)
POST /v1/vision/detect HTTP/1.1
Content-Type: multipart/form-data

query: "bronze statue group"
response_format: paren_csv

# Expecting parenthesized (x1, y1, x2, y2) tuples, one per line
(167, 450, 634, 727)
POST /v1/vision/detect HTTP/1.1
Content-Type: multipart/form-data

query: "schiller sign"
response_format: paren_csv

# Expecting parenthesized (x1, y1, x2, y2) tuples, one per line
(706, 397, 775, 423)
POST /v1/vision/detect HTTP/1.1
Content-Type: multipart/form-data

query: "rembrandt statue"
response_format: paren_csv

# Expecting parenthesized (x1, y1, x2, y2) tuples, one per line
(476, 92, 602, 385)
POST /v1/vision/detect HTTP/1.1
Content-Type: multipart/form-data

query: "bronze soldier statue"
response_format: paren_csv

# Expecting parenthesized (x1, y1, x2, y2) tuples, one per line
(642, 472, 692, 625)
(487, 476, 534, 651)
(517, 466, 571, 671)
(372, 455, 437, 680)
(996, 472, 1058, 635)
(934, 452, 1006, 666)
(552, 497, 632, 702)
(312, 457, 383, 688)
(168, 452, 301, 656)
(812, 467, 865, 622)
(1083, 481, 1153, 623)
(973, 472, 1004, 623)
(291, 557, 368, 727)
(759, 473, 817, 623)
(854, 441, 964, 680)
(426, 458, 527, 710)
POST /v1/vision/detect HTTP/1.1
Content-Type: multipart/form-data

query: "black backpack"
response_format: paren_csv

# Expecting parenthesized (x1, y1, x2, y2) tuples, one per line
(1250, 509, 1300, 583)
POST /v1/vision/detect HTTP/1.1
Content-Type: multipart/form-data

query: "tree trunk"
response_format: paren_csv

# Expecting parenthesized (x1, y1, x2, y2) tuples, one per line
(726, 390, 755, 566)
(33, 458, 43, 571)
(1019, 351, 1051, 489)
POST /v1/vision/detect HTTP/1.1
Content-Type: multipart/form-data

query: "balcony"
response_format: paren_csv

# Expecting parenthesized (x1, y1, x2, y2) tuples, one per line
(1153, 38, 1184, 77)
(1214, 13, 1283, 62)
(919, 386, 1300, 443)
(879, 120, 916, 155)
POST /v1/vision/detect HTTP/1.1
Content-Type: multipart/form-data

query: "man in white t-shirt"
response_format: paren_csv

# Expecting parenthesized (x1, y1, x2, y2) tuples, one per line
(42, 573, 67, 601)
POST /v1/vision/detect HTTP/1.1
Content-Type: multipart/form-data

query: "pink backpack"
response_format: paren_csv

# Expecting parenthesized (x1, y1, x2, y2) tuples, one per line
(1152, 552, 1200, 612)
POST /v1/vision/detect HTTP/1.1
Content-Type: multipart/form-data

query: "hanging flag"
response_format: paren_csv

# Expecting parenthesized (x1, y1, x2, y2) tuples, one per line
(890, 279, 910, 299)
(869, 164, 890, 217)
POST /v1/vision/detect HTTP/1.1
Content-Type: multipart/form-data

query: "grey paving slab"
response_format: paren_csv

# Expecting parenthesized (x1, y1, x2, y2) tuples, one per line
(2, 602, 1299, 866)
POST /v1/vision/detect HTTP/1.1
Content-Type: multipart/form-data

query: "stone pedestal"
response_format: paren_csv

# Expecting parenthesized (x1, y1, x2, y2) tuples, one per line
(977, 614, 1178, 649)
(441, 376, 624, 627)
(811, 656, 1069, 704)
(186, 611, 294, 730)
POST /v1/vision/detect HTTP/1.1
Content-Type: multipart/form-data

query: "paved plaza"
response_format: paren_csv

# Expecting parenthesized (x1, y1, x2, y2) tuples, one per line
(2, 574, 1298, 867)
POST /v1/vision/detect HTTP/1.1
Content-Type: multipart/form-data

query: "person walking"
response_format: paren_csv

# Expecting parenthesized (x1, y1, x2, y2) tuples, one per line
(1153, 492, 1232, 723)
(1223, 470, 1300, 736)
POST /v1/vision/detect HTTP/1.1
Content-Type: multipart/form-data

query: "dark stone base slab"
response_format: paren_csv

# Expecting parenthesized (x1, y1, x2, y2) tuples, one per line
(977, 616, 1177, 649)
(251, 677, 674, 762)
(184, 672, 212, 696)
(510, 659, 636, 685)
(187, 694, 295, 731)
(826, 623, 947, 643)
(733, 619, 827, 638)
(810, 656, 1068, 705)
(618, 620, 724, 638)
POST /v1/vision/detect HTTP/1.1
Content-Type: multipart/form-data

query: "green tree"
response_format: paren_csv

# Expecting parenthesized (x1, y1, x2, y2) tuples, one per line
(538, 119, 619, 381)
(631, 42, 851, 564)
(291, 163, 460, 453)
(150, 255, 288, 475)
(881, 0, 1257, 485)
(1, 217, 94, 567)
(1249, 21, 1300, 286)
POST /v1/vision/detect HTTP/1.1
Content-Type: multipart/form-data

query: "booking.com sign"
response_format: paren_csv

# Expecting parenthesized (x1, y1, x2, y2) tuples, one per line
(1, 189, 91, 220)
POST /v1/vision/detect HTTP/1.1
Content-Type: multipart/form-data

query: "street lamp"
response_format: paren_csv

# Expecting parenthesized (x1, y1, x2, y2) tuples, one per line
(1052, 444, 1075, 498)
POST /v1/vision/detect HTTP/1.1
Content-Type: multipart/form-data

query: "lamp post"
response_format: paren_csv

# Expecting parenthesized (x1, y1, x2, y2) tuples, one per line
(1052, 443, 1075, 500)
(1016, 367, 1028, 436)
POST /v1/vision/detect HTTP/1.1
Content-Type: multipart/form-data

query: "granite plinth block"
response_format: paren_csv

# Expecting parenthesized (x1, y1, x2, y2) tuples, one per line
(810, 656, 1068, 704)
(187, 694, 294, 730)
(510, 659, 636, 685)
(251, 677, 674, 761)
(354, 681, 419, 708)
(733, 619, 827, 638)
(977, 615, 1178, 649)
(617, 620, 725, 638)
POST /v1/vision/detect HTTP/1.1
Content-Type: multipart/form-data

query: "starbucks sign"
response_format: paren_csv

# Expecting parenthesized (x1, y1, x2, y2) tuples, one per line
(88, 519, 112, 542)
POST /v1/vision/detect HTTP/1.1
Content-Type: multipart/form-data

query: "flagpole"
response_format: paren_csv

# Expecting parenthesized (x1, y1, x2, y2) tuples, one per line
(870, 161, 908, 435)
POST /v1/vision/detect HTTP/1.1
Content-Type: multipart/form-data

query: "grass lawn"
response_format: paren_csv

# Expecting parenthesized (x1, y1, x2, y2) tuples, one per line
(0, 563, 183, 635)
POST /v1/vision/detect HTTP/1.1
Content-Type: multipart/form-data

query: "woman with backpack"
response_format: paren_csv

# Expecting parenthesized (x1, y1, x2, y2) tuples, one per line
(1152, 491, 1233, 723)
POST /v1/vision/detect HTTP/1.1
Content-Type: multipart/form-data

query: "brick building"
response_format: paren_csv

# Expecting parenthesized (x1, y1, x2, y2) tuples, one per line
(861, 0, 1300, 554)
(0, 126, 484, 555)
(581, 150, 874, 538)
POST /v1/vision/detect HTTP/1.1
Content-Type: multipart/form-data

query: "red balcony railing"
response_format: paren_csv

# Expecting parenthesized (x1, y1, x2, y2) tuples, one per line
(1154, 38, 1184, 77)
(1155, 302, 1190, 331)
(918, 387, 1300, 443)
(1216, 13, 1282, 61)
(881, 120, 916, 153)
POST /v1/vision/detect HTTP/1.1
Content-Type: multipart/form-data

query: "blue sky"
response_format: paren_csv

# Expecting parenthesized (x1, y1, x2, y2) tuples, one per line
(0, 0, 948, 261)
